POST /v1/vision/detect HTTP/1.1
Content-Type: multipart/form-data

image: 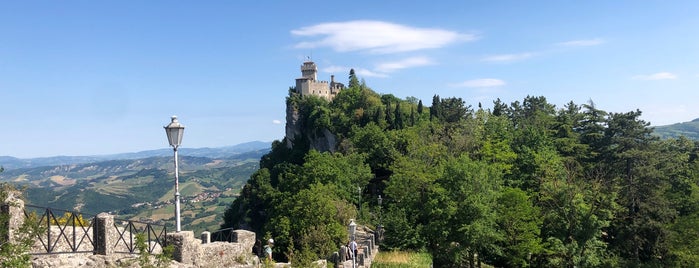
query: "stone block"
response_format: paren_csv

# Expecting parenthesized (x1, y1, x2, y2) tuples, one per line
(231, 230, 256, 252)
(166, 231, 201, 265)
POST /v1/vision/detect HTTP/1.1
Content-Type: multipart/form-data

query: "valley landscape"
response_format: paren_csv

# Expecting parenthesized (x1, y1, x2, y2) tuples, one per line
(0, 141, 270, 234)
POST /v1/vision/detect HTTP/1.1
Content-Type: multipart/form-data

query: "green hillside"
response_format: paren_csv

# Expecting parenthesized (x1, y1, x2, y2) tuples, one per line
(654, 118, 699, 140)
(223, 83, 699, 266)
(1, 154, 262, 234)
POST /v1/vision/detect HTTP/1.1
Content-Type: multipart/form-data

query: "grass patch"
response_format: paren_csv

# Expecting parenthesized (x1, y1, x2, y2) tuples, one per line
(373, 251, 432, 268)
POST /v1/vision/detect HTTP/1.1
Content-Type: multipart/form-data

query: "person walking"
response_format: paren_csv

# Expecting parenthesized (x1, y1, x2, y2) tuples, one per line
(263, 238, 274, 261)
(349, 238, 358, 265)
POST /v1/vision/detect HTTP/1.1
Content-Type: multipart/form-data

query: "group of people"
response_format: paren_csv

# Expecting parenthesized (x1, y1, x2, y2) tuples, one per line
(253, 236, 360, 264)
(345, 238, 358, 261)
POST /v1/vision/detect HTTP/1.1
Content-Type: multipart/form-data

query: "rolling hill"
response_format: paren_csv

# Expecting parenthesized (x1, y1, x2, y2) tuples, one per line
(653, 118, 699, 140)
(0, 142, 270, 234)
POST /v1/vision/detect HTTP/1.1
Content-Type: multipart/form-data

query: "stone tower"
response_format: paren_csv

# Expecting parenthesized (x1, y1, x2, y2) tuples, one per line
(294, 61, 344, 100)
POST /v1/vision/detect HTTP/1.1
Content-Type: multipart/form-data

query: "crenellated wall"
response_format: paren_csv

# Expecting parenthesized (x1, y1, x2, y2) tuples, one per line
(294, 61, 344, 101)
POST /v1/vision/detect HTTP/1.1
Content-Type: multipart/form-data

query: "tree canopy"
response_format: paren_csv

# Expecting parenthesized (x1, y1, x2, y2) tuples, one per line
(223, 84, 699, 267)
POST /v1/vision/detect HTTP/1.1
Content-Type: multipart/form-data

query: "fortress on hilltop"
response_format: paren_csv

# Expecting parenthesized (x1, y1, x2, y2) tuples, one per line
(295, 61, 344, 100)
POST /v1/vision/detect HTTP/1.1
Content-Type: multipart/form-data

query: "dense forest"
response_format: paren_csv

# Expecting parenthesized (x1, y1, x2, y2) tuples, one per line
(222, 74, 699, 267)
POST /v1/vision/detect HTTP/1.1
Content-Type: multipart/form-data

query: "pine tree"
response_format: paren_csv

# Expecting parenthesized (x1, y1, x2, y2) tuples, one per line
(430, 95, 441, 121)
(349, 69, 360, 88)
(394, 102, 404, 129)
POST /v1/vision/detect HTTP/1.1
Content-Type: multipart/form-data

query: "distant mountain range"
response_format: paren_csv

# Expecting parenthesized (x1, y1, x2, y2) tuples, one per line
(653, 118, 699, 140)
(0, 141, 271, 170)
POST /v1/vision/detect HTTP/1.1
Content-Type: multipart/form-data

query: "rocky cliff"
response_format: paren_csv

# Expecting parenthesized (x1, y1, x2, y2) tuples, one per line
(284, 100, 337, 153)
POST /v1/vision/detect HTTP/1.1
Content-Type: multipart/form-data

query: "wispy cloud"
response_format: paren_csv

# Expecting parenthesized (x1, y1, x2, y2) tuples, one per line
(291, 20, 476, 54)
(557, 38, 605, 47)
(322, 65, 388, 78)
(272, 120, 282, 124)
(482, 53, 534, 63)
(323, 65, 349, 74)
(355, 68, 388, 78)
(632, 72, 678, 80)
(375, 56, 435, 73)
(449, 78, 506, 88)
(322, 57, 434, 78)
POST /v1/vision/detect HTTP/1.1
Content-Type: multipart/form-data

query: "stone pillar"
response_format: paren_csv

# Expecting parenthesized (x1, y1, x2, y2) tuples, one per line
(1, 191, 24, 243)
(358, 251, 365, 266)
(231, 230, 256, 251)
(93, 213, 115, 255)
(339, 245, 346, 264)
(200, 231, 211, 244)
(166, 231, 201, 265)
(331, 252, 339, 267)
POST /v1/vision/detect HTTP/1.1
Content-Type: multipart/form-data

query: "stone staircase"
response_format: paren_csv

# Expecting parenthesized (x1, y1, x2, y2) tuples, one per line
(336, 225, 380, 268)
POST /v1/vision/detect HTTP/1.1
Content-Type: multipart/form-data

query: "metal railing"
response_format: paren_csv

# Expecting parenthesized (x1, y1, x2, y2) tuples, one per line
(24, 204, 96, 255)
(113, 218, 167, 254)
(210, 227, 236, 242)
(23, 205, 167, 255)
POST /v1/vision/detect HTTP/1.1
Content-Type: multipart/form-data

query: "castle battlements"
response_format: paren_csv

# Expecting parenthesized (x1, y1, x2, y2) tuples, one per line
(295, 61, 345, 101)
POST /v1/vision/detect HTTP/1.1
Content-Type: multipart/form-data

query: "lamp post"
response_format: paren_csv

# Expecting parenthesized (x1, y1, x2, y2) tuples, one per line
(357, 186, 362, 209)
(164, 116, 184, 232)
(357, 186, 362, 214)
(377, 195, 383, 243)
(348, 219, 357, 268)
(377, 195, 382, 224)
(348, 218, 357, 241)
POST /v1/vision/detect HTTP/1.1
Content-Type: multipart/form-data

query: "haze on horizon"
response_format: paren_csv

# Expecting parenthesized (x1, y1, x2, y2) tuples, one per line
(1, 1, 698, 158)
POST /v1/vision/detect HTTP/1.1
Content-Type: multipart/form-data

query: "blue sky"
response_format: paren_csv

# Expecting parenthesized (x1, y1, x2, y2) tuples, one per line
(1, 1, 698, 158)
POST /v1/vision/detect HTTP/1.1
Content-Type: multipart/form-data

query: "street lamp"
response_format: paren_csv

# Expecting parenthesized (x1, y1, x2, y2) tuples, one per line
(164, 116, 184, 232)
(377, 195, 382, 223)
(348, 219, 357, 268)
(377, 195, 383, 243)
(348, 219, 357, 240)
(357, 186, 362, 214)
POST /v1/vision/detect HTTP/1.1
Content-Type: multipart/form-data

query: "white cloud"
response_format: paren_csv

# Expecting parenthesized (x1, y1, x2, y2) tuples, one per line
(272, 120, 282, 124)
(450, 78, 506, 88)
(322, 65, 349, 74)
(632, 72, 678, 80)
(375, 56, 435, 73)
(291, 20, 475, 54)
(557, 38, 605, 47)
(354, 68, 388, 78)
(322, 65, 388, 78)
(482, 53, 534, 63)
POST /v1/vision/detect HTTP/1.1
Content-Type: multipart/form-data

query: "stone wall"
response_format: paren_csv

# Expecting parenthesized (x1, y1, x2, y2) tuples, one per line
(2, 193, 259, 268)
(165, 230, 257, 267)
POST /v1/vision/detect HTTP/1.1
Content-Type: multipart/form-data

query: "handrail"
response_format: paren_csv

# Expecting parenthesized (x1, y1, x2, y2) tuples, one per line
(210, 227, 236, 242)
(112, 217, 167, 254)
(24, 204, 96, 255)
(22, 204, 167, 255)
